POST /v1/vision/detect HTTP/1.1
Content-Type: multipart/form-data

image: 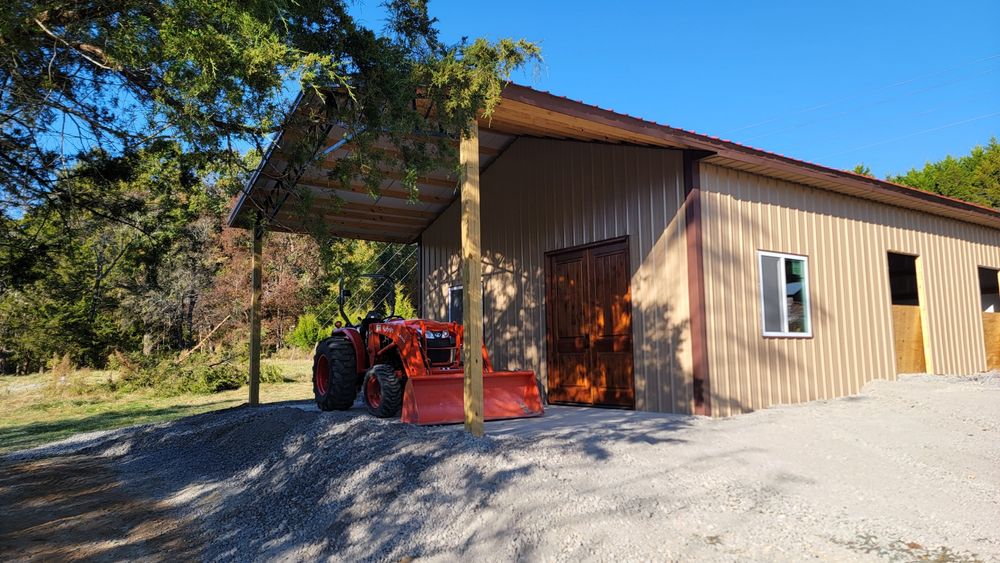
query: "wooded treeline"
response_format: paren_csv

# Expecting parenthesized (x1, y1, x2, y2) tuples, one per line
(0, 143, 417, 373)
(0, 0, 538, 374)
(886, 137, 1000, 208)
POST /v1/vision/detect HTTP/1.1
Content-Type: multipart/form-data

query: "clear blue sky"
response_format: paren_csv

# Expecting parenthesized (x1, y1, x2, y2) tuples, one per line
(356, 0, 1000, 178)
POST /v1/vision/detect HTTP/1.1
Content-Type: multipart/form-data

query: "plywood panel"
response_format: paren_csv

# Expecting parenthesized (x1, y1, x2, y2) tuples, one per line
(700, 163, 1000, 415)
(892, 305, 927, 373)
(984, 312, 1000, 370)
(421, 138, 690, 413)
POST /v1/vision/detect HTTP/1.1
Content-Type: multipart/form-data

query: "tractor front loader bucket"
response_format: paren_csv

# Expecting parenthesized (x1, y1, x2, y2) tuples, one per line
(401, 370, 544, 425)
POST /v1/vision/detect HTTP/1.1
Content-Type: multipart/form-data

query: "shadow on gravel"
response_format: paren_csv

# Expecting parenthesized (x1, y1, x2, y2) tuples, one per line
(0, 455, 199, 561)
(483, 405, 694, 461)
(1, 404, 699, 561)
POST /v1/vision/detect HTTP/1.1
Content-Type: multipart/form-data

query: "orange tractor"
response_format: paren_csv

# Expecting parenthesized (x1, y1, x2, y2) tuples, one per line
(312, 275, 544, 425)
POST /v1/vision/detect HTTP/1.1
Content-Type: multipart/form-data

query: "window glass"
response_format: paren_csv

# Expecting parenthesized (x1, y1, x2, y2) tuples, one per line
(785, 258, 808, 333)
(761, 255, 783, 332)
(759, 252, 811, 337)
(448, 286, 463, 323)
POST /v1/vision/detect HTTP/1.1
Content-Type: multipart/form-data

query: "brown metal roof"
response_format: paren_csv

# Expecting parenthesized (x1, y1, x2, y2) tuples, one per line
(228, 84, 1000, 240)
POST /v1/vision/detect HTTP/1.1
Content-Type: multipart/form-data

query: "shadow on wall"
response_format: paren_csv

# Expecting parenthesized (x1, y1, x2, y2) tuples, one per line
(423, 140, 698, 415)
(634, 198, 693, 414)
(478, 242, 696, 416)
(482, 249, 540, 376)
(698, 168, 884, 417)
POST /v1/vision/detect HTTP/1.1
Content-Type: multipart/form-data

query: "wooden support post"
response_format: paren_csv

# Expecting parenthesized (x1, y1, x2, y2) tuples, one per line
(249, 213, 263, 407)
(460, 122, 484, 437)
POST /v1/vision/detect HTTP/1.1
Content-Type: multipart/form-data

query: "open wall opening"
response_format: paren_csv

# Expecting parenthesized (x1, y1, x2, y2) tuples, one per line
(887, 253, 927, 374)
(979, 267, 1000, 370)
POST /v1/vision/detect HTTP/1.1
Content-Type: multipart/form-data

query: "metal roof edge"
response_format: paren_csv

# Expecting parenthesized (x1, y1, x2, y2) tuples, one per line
(501, 83, 1000, 228)
(227, 90, 307, 229)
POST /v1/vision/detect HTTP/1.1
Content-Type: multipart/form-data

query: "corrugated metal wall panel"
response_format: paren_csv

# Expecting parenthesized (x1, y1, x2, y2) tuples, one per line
(420, 138, 692, 413)
(701, 163, 1000, 416)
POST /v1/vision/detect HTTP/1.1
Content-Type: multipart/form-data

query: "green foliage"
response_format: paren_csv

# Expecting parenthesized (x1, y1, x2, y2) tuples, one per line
(394, 283, 419, 319)
(286, 313, 330, 351)
(1, 2, 536, 372)
(889, 138, 1000, 208)
(314, 240, 419, 325)
(852, 163, 874, 177)
(1, 0, 540, 231)
(260, 363, 288, 384)
(110, 352, 284, 395)
(0, 143, 231, 370)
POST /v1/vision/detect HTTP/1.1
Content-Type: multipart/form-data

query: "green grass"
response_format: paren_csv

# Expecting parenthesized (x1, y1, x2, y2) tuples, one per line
(0, 358, 315, 454)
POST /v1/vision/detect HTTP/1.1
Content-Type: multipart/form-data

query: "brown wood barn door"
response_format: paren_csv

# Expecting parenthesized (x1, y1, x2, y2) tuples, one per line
(546, 248, 591, 404)
(546, 238, 634, 407)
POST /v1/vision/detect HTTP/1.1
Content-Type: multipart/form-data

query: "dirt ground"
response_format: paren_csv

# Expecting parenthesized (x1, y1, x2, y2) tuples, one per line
(1, 374, 998, 562)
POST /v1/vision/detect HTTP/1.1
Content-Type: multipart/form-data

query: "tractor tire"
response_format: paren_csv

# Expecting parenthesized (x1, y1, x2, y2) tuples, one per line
(313, 336, 359, 411)
(362, 364, 403, 418)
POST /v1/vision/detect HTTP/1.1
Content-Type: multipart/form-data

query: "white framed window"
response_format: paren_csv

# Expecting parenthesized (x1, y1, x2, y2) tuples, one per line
(758, 251, 811, 338)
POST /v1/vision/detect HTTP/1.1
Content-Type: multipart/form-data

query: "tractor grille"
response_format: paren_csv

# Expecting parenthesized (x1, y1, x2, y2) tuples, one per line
(425, 335, 457, 365)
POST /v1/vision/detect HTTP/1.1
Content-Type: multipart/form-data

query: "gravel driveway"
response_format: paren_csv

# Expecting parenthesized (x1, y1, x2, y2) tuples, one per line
(2, 374, 998, 562)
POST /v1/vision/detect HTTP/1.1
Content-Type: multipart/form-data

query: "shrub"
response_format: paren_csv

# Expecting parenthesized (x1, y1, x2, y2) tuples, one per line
(191, 362, 243, 393)
(259, 363, 288, 384)
(45, 353, 91, 396)
(110, 351, 290, 396)
(286, 313, 330, 351)
(394, 283, 418, 319)
(111, 353, 237, 395)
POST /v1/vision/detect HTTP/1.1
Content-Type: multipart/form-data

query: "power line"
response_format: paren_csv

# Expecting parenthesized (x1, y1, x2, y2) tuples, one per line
(741, 65, 1000, 143)
(726, 52, 1000, 137)
(818, 111, 1000, 159)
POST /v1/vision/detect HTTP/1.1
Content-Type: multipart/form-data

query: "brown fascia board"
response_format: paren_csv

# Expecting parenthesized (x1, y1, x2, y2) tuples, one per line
(501, 83, 1000, 229)
(232, 83, 1000, 232)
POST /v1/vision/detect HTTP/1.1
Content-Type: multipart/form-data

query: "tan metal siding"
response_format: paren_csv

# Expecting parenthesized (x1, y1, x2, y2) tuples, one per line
(421, 138, 693, 413)
(701, 163, 1000, 416)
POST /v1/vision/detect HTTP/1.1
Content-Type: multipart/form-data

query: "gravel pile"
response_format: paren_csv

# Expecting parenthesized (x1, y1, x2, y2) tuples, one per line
(5, 374, 999, 561)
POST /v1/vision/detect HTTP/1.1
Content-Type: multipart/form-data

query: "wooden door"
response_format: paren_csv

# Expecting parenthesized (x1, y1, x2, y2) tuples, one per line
(546, 238, 634, 407)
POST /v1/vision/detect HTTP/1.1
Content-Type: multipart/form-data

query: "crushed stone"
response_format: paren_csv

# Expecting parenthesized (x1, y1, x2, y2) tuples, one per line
(4, 374, 999, 561)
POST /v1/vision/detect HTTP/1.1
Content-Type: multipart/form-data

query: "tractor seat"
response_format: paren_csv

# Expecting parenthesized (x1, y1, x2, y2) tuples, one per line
(358, 311, 383, 340)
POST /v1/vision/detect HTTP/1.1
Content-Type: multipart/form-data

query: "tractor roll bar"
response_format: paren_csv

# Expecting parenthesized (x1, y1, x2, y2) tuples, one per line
(337, 273, 396, 326)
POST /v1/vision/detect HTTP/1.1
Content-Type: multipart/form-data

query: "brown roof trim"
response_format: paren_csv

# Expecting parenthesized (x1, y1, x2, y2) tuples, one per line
(501, 83, 1000, 228)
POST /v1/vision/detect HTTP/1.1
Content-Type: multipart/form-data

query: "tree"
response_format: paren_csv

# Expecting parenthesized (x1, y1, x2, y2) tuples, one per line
(1, 1, 539, 222)
(1, 1, 539, 371)
(0, 141, 234, 369)
(889, 138, 1000, 208)
(195, 225, 327, 354)
(852, 163, 873, 177)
